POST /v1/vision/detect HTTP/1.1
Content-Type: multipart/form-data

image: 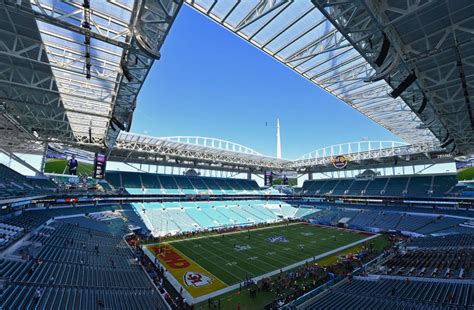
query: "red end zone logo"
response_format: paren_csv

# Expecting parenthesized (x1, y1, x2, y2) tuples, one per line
(184, 271, 212, 287)
(149, 245, 191, 269)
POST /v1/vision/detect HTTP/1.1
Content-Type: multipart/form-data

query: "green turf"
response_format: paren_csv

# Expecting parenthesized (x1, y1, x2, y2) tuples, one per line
(44, 159, 94, 177)
(457, 166, 474, 181)
(170, 224, 368, 286)
(272, 179, 297, 186)
(194, 234, 389, 310)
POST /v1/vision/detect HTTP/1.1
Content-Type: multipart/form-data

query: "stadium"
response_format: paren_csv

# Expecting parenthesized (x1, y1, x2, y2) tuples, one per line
(0, 0, 473, 309)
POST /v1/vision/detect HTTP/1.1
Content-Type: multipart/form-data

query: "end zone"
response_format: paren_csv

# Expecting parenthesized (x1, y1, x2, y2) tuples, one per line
(143, 243, 228, 303)
(143, 225, 381, 305)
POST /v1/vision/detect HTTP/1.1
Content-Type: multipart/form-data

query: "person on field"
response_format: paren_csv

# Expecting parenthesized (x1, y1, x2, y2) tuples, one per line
(67, 155, 78, 175)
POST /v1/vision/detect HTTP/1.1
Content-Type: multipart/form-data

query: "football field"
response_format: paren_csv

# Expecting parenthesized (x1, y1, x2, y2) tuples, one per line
(145, 223, 375, 301)
(457, 166, 474, 181)
(44, 159, 94, 176)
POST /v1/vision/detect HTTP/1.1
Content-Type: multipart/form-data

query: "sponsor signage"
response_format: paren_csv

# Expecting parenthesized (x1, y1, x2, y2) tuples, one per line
(331, 155, 350, 169)
(146, 243, 227, 298)
(93, 153, 107, 179)
(264, 171, 273, 187)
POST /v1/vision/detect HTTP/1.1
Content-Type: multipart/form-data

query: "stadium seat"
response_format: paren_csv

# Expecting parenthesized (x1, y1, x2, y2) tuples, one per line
(106, 171, 263, 195)
(134, 200, 298, 235)
(0, 222, 166, 309)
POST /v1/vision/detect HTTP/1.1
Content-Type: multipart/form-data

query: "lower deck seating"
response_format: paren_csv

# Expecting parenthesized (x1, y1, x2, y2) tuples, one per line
(0, 205, 141, 251)
(310, 207, 472, 236)
(133, 200, 302, 236)
(1, 205, 134, 233)
(0, 223, 24, 249)
(201, 207, 234, 226)
(0, 222, 166, 309)
(394, 214, 433, 232)
(407, 234, 474, 250)
(185, 207, 216, 228)
(379, 249, 474, 279)
(305, 277, 473, 309)
(1, 285, 162, 310)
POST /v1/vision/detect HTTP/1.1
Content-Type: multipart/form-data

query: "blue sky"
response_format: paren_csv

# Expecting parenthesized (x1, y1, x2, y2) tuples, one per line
(132, 5, 402, 160)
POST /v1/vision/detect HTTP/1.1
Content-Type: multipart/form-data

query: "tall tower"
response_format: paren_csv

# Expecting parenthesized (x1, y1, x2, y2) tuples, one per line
(276, 118, 282, 159)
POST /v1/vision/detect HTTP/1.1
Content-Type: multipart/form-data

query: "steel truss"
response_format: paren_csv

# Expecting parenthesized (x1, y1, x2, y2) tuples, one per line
(314, 0, 474, 154)
(0, 0, 469, 173)
(298, 140, 408, 160)
(0, 1, 75, 148)
(159, 136, 263, 155)
(106, 0, 183, 148)
(107, 133, 450, 174)
(112, 132, 288, 173)
(0, 0, 183, 150)
(186, 0, 438, 145)
(289, 141, 449, 173)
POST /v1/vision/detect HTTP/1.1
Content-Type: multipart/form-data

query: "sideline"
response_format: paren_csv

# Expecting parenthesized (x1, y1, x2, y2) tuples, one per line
(145, 230, 381, 305)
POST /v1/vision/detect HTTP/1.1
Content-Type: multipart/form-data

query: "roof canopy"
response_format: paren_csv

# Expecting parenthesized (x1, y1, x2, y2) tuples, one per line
(0, 0, 471, 172)
(186, 0, 474, 154)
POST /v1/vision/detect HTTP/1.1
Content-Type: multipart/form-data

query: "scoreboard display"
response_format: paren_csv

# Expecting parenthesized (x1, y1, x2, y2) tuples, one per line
(272, 171, 298, 186)
(455, 155, 474, 181)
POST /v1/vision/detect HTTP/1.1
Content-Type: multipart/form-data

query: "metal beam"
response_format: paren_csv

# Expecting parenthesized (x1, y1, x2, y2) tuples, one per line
(105, 0, 184, 148)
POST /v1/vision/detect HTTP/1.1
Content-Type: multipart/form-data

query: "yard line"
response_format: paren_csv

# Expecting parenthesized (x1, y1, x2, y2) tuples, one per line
(174, 230, 294, 279)
(177, 226, 298, 265)
(172, 241, 245, 283)
(176, 234, 281, 276)
(177, 236, 271, 274)
(210, 238, 291, 272)
(167, 222, 303, 244)
(219, 226, 316, 265)
(287, 226, 366, 253)
(178, 239, 270, 282)
(225, 231, 302, 265)
(171, 224, 372, 288)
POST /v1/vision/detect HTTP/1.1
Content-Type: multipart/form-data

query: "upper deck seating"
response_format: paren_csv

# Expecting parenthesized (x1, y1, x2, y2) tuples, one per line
(106, 171, 262, 195)
(300, 174, 459, 198)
